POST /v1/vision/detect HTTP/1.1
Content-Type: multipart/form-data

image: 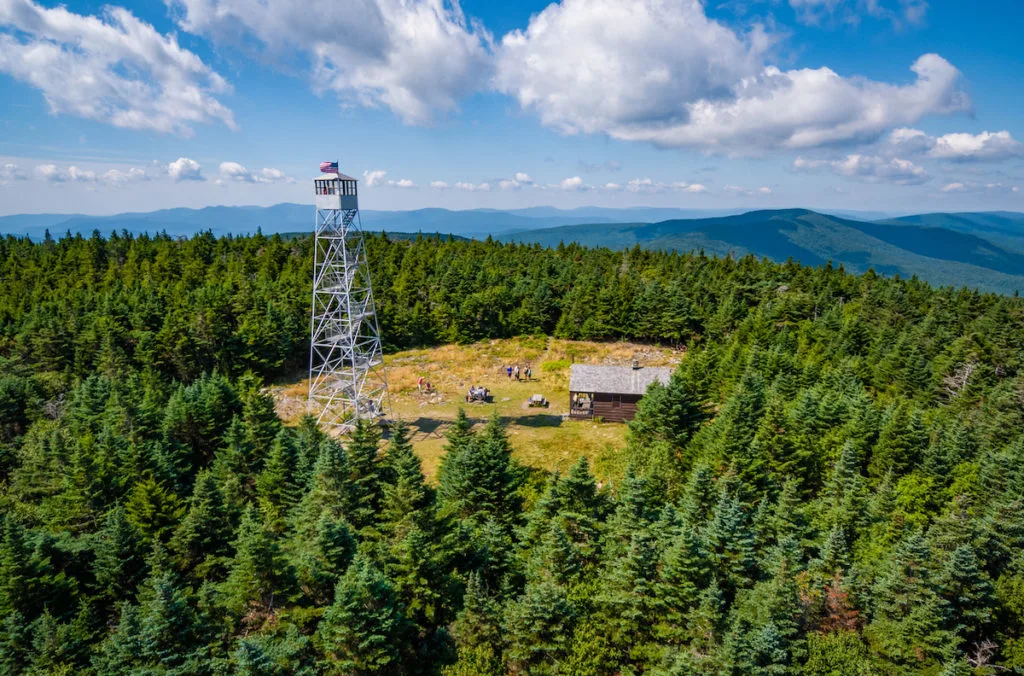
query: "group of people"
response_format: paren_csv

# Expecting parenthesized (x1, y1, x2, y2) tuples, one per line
(505, 364, 532, 381)
(416, 377, 434, 393)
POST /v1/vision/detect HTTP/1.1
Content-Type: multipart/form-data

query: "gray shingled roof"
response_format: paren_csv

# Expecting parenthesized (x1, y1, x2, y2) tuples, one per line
(569, 364, 673, 395)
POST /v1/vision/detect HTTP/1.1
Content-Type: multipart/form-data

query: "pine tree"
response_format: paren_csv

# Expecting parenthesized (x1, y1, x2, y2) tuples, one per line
(703, 490, 757, 595)
(317, 554, 410, 674)
(92, 506, 147, 605)
(437, 412, 522, 527)
(257, 429, 301, 531)
(345, 420, 385, 533)
(865, 530, 951, 669)
(220, 505, 290, 622)
(935, 543, 994, 649)
(380, 419, 433, 536)
(446, 573, 504, 676)
(504, 578, 576, 675)
(292, 512, 356, 607)
(170, 469, 233, 576)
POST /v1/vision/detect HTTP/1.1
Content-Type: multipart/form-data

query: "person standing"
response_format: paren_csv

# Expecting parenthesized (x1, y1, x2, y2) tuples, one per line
(506, 365, 513, 380)
(514, 365, 520, 381)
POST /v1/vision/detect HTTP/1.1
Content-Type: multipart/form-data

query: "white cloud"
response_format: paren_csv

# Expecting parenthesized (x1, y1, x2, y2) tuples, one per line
(619, 177, 707, 194)
(363, 169, 388, 186)
(454, 181, 491, 192)
(362, 169, 414, 188)
(166, 157, 204, 182)
(35, 164, 98, 183)
(931, 131, 1023, 161)
(888, 128, 1024, 161)
(0, 0, 235, 136)
(429, 180, 450, 190)
(794, 154, 929, 184)
(560, 176, 585, 191)
(514, 172, 533, 184)
(495, 0, 967, 153)
(499, 179, 521, 191)
(940, 181, 1019, 195)
(0, 163, 27, 186)
(603, 182, 622, 191)
(724, 184, 772, 196)
(168, 0, 491, 125)
(102, 168, 150, 185)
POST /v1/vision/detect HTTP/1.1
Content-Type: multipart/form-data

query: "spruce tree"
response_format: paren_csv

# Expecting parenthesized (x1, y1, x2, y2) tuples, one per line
(317, 554, 410, 674)
(92, 506, 147, 605)
(220, 505, 290, 621)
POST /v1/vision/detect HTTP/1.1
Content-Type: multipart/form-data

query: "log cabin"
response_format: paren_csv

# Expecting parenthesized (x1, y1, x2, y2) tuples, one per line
(568, 363, 673, 423)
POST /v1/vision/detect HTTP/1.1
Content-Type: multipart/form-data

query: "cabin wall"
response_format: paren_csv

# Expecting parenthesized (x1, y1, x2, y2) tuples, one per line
(592, 393, 643, 423)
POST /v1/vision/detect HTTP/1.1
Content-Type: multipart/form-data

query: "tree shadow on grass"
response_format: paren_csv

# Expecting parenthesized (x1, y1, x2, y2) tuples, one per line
(506, 414, 563, 428)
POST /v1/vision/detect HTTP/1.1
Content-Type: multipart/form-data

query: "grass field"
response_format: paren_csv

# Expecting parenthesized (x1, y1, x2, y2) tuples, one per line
(270, 337, 683, 481)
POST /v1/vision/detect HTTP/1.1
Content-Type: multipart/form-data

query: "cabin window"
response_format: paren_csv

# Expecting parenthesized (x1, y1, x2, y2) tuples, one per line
(611, 394, 621, 408)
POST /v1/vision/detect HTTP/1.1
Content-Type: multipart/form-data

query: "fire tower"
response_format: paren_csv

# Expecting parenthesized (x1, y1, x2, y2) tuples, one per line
(308, 168, 389, 429)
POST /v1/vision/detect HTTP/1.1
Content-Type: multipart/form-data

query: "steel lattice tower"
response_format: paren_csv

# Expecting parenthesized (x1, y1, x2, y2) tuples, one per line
(308, 170, 389, 429)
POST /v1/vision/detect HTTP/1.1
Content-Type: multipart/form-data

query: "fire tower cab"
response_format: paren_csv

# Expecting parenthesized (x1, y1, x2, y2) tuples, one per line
(314, 173, 359, 211)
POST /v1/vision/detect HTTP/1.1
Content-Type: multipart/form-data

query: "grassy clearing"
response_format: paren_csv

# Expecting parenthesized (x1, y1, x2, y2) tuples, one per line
(269, 337, 683, 481)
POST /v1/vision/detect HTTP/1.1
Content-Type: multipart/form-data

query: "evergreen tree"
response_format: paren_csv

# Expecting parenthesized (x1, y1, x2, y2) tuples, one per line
(504, 579, 576, 675)
(92, 506, 147, 605)
(220, 506, 290, 621)
(437, 412, 522, 527)
(317, 554, 410, 674)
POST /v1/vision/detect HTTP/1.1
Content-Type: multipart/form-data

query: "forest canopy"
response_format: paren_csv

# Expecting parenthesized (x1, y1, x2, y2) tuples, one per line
(1, 228, 1023, 674)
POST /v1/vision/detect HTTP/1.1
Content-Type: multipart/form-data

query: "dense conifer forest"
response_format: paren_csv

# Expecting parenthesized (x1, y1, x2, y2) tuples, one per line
(1, 228, 1024, 674)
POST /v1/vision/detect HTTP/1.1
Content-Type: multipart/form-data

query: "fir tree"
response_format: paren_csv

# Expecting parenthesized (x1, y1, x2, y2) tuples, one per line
(317, 554, 410, 674)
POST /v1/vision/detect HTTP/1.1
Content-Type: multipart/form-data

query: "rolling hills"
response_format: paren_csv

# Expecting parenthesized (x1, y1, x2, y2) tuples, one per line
(503, 209, 1024, 295)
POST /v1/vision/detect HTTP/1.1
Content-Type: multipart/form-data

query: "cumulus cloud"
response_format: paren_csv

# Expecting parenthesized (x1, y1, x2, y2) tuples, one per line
(0, 0, 235, 136)
(0, 163, 27, 186)
(362, 169, 415, 188)
(35, 164, 99, 183)
(168, 0, 491, 125)
(495, 0, 967, 153)
(931, 131, 1023, 161)
(888, 128, 1024, 161)
(166, 157, 204, 182)
(218, 162, 294, 184)
(429, 180, 450, 190)
(364, 169, 388, 187)
(603, 182, 622, 191)
(498, 172, 535, 190)
(794, 154, 929, 184)
(560, 176, 585, 191)
(454, 181, 490, 192)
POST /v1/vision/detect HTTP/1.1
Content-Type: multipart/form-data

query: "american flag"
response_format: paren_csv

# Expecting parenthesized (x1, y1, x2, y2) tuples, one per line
(319, 161, 339, 173)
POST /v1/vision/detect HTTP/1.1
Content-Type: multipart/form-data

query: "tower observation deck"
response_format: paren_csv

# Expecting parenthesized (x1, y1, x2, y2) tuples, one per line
(308, 167, 389, 429)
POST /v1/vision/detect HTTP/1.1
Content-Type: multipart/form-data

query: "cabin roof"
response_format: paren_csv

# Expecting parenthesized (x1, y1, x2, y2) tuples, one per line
(569, 364, 672, 396)
(313, 173, 358, 182)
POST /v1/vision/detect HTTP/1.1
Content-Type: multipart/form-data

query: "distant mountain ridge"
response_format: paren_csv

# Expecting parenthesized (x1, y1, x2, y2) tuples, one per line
(3, 204, 1023, 294)
(502, 208, 1024, 295)
(0, 203, 907, 240)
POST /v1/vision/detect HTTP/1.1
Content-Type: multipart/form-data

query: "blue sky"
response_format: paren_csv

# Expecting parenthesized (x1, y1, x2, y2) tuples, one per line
(1, 0, 1022, 215)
